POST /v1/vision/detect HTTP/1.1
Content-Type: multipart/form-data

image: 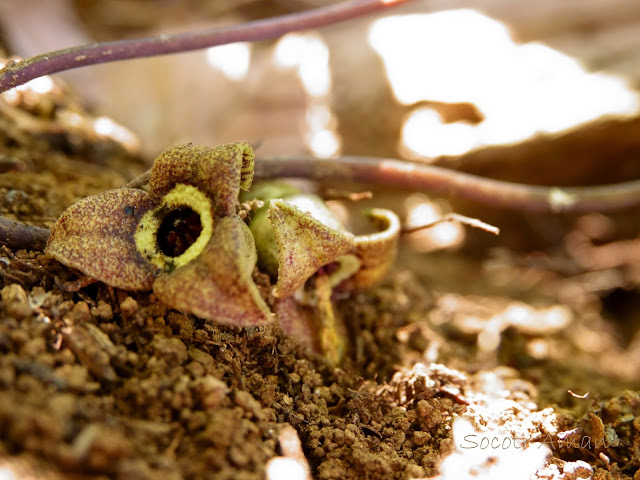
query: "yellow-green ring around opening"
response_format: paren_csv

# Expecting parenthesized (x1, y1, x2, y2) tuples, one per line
(135, 184, 214, 272)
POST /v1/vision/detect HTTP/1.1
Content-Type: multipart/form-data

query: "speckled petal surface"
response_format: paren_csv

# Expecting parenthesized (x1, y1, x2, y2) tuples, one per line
(268, 200, 353, 298)
(152, 215, 272, 327)
(46, 189, 159, 290)
(150, 142, 254, 216)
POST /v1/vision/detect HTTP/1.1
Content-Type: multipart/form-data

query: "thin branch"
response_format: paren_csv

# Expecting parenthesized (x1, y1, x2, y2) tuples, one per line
(123, 171, 150, 189)
(6, 151, 640, 252)
(403, 213, 500, 235)
(253, 155, 640, 214)
(126, 154, 640, 213)
(0, 0, 412, 93)
(0, 217, 50, 251)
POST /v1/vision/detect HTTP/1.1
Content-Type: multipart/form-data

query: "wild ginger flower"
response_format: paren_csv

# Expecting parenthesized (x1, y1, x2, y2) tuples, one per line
(46, 142, 400, 338)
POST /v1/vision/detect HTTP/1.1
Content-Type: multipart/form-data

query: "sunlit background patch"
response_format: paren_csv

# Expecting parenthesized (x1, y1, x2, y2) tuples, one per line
(368, 9, 639, 159)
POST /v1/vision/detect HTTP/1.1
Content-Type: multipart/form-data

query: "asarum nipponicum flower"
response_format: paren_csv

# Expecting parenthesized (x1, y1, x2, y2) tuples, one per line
(45, 142, 400, 346)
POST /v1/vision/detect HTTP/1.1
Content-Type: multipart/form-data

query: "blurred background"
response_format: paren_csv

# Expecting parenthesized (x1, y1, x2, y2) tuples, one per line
(2, 0, 638, 154)
(2, 0, 640, 252)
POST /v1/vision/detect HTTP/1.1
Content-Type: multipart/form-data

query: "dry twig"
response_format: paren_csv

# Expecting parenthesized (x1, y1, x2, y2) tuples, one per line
(0, 216, 50, 251)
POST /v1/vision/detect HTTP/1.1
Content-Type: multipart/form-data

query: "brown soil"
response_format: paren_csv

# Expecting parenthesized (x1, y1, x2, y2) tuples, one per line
(1, 66, 640, 480)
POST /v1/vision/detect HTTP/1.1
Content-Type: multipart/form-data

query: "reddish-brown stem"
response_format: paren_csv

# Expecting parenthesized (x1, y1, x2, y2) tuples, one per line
(0, 0, 412, 93)
(3, 153, 640, 252)
(254, 155, 640, 214)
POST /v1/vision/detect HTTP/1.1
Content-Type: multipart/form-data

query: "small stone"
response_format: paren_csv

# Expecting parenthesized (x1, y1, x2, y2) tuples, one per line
(344, 427, 357, 446)
(2, 284, 32, 319)
(93, 301, 113, 321)
(186, 361, 205, 378)
(188, 348, 214, 366)
(55, 364, 89, 391)
(562, 460, 593, 480)
(408, 330, 428, 352)
(116, 458, 154, 480)
(71, 424, 131, 472)
(187, 410, 207, 432)
(234, 390, 263, 419)
(21, 337, 46, 357)
(228, 444, 250, 468)
(0, 364, 15, 386)
(57, 348, 76, 365)
(9, 328, 29, 347)
(413, 431, 431, 446)
(120, 297, 138, 319)
(151, 336, 188, 365)
(193, 376, 229, 409)
(62, 325, 117, 382)
(66, 302, 91, 323)
(416, 400, 431, 417)
(48, 393, 77, 421)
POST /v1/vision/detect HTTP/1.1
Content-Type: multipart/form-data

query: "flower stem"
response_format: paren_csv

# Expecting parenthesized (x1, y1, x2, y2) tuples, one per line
(254, 154, 640, 214)
(0, 0, 412, 93)
(4, 153, 640, 251)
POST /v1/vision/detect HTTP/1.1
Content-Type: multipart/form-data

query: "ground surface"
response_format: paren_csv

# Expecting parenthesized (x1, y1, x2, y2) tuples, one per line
(1, 64, 640, 480)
